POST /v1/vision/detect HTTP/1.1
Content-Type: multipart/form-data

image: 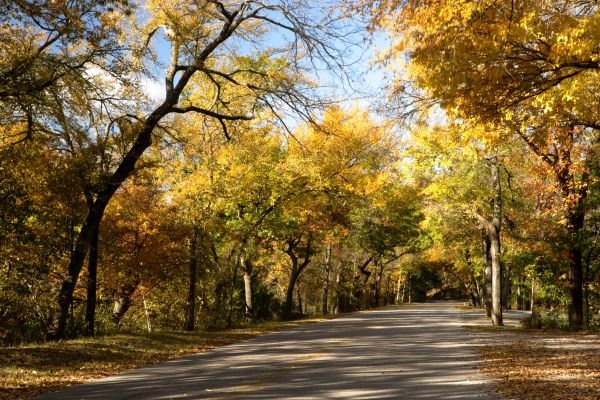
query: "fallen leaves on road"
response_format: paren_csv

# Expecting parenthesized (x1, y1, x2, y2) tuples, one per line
(475, 329, 600, 400)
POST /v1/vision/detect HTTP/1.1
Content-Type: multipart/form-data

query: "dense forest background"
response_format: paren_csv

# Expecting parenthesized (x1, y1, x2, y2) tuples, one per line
(1, 0, 599, 344)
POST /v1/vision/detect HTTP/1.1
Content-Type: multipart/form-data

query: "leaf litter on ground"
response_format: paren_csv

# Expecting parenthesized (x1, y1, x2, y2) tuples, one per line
(0, 317, 336, 400)
(474, 327, 600, 400)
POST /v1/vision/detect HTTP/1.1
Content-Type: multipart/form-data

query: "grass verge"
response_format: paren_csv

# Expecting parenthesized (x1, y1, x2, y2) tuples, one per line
(0, 317, 335, 400)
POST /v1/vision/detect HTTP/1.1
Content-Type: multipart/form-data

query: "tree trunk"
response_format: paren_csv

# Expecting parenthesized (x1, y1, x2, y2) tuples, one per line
(48, 203, 109, 340)
(242, 257, 254, 323)
(474, 278, 483, 308)
(283, 266, 299, 320)
(502, 263, 511, 310)
(334, 271, 341, 314)
(384, 274, 391, 305)
(556, 129, 586, 330)
(464, 249, 481, 307)
(401, 278, 407, 303)
(558, 189, 585, 329)
(585, 253, 590, 329)
(84, 223, 99, 337)
(566, 241, 584, 330)
(227, 253, 240, 327)
(47, 124, 156, 339)
(489, 158, 503, 326)
(529, 277, 541, 328)
(477, 157, 503, 326)
(489, 224, 503, 326)
(141, 289, 152, 332)
(516, 275, 523, 311)
(530, 277, 535, 311)
(185, 226, 199, 331)
(352, 257, 372, 307)
(322, 244, 331, 315)
(112, 281, 139, 328)
(464, 278, 479, 307)
(297, 281, 303, 315)
(395, 273, 403, 304)
(112, 297, 130, 327)
(373, 260, 382, 307)
(282, 236, 312, 320)
(482, 227, 492, 317)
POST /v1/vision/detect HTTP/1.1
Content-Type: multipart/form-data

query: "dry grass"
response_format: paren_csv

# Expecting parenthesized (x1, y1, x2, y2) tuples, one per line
(0, 317, 332, 400)
(475, 328, 600, 399)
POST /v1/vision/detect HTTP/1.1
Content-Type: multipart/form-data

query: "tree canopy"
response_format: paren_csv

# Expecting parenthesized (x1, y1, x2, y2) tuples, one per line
(1, 0, 600, 345)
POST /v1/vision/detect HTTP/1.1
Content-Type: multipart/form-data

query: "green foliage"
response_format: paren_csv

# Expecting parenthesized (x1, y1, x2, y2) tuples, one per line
(406, 262, 443, 302)
(6, 0, 600, 346)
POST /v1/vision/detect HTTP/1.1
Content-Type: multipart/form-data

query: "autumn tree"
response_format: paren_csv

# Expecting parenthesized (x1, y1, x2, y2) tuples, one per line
(0, 0, 137, 145)
(0, 143, 88, 341)
(402, 122, 509, 323)
(41, 0, 358, 339)
(360, 0, 600, 329)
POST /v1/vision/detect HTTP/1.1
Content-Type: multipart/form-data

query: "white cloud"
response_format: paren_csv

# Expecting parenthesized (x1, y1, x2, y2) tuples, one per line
(85, 64, 165, 104)
(140, 76, 165, 103)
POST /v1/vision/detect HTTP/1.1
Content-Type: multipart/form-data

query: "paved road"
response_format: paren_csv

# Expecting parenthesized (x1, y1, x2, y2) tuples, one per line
(36, 302, 500, 399)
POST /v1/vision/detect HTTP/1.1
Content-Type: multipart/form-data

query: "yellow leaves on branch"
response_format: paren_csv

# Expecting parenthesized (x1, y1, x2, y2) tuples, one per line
(361, 0, 600, 129)
(291, 105, 395, 196)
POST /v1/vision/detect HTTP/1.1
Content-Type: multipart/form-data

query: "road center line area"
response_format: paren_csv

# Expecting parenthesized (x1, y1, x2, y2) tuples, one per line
(35, 302, 499, 399)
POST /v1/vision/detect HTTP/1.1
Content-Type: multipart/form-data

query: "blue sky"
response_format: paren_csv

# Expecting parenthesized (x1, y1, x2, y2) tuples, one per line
(139, 2, 390, 114)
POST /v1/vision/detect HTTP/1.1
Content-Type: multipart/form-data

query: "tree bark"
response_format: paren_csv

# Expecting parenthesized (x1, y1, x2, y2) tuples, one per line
(282, 235, 312, 320)
(322, 244, 331, 315)
(395, 273, 403, 304)
(373, 259, 381, 307)
(185, 225, 199, 331)
(407, 274, 411, 303)
(516, 274, 523, 311)
(555, 130, 585, 330)
(585, 253, 590, 329)
(384, 274, 391, 305)
(566, 223, 584, 330)
(283, 265, 300, 320)
(227, 252, 240, 327)
(482, 227, 492, 317)
(474, 278, 483, 308)
(84, 223, 99, 337)
(502, 263, 511, 310)
(297, 281, 303, 315)
(242, 257, 254, 323)
(334, 271, 341, 314)
(352, 257, 372, 307)
(464, 249, 481, 307)
(529, 277, 541, 328)
(488, 221, 503, 326)
(489, 158, 503, 326)
(112, 280, 139, 328)
(478, 156, 503, 326)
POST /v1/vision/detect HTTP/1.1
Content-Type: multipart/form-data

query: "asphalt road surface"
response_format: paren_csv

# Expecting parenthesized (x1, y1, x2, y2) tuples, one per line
(35, 302, 500, 399)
